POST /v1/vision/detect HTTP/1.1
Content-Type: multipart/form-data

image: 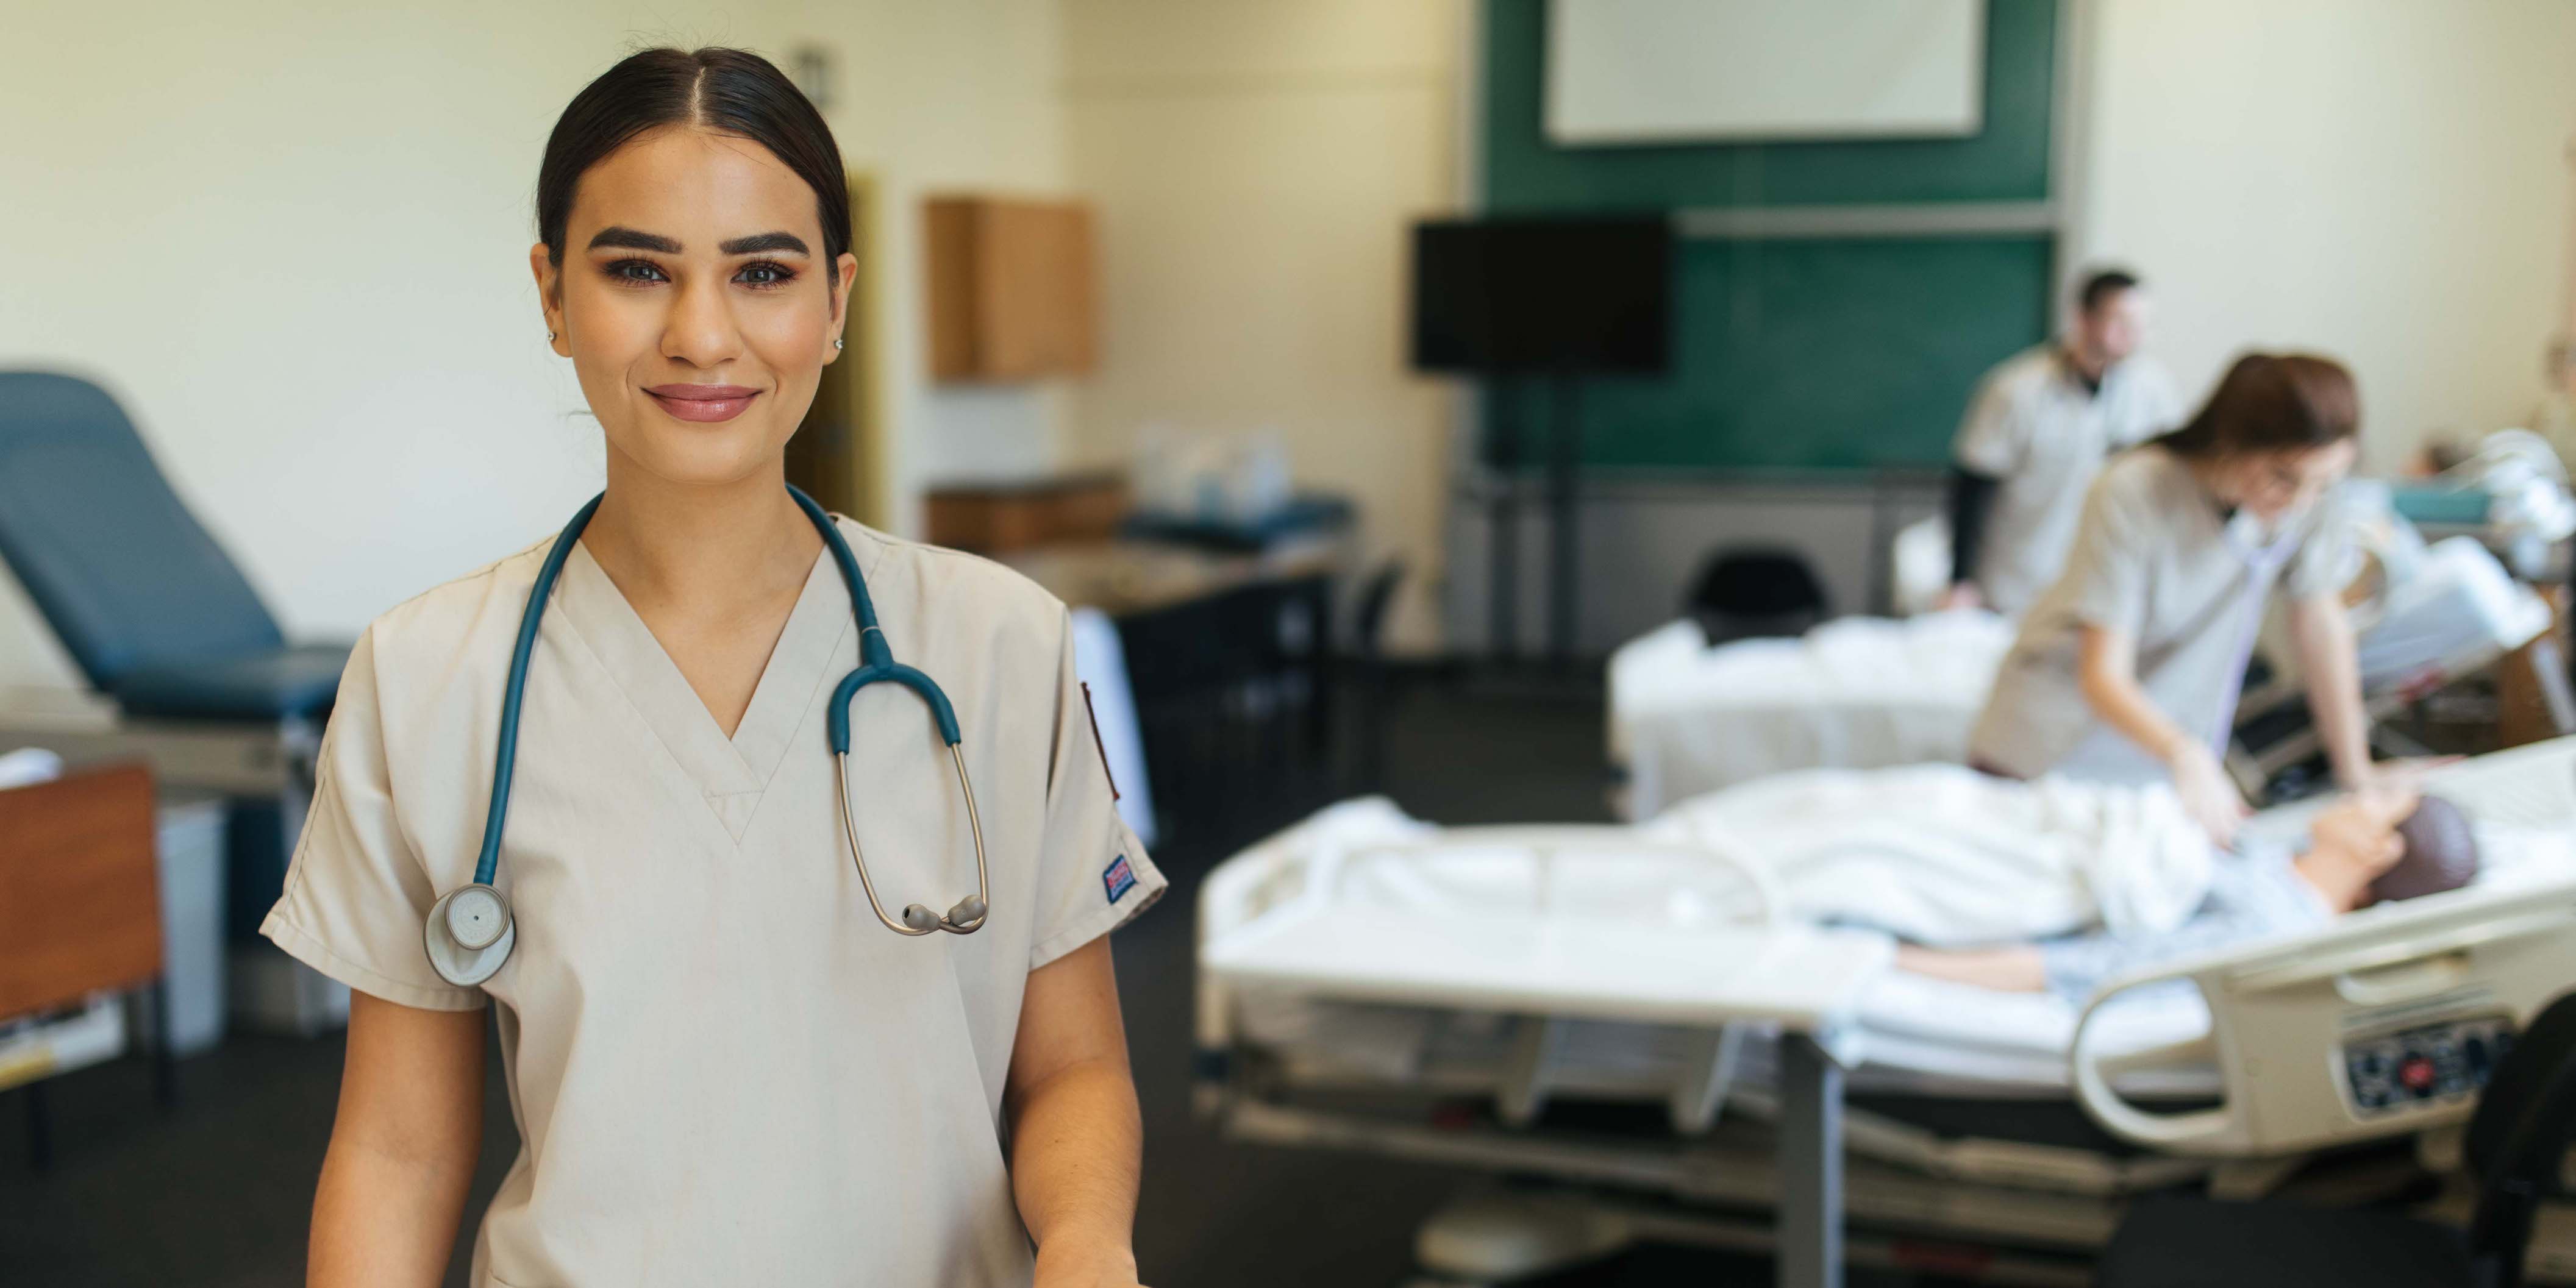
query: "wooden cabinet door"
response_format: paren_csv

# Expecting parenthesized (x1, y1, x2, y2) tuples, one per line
(926, 196, 1096, 382)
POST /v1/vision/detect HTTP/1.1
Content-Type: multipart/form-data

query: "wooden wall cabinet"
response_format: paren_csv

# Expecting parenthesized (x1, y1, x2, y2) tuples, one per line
(923, 195, 1097, 383)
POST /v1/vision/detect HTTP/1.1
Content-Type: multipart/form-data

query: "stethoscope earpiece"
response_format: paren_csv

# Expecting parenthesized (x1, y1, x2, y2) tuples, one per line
(901, 896, 989, 934)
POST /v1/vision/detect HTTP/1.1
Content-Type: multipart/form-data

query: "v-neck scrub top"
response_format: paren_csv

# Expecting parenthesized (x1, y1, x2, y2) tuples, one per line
(261, 516, 1165, 1287)
(1952, 345, 2182, 615)
(1967, 446, 2350, 784)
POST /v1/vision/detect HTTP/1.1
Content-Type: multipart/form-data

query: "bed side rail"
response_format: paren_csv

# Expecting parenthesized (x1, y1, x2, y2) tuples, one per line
(1194, 816, 1786, 1126)
(2072, 877, 2576, 1156)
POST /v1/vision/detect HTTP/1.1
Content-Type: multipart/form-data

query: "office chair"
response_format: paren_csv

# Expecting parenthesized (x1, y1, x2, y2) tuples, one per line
(1683, 545, 1830, 646)
(1346, 559, 1405, 792)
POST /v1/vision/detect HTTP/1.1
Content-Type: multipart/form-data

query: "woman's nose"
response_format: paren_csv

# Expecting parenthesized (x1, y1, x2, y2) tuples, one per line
(662, 274, 742, 368)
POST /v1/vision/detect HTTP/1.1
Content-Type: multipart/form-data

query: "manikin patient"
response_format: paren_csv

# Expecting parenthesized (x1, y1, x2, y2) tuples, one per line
(1897, 788, 2480, 1001)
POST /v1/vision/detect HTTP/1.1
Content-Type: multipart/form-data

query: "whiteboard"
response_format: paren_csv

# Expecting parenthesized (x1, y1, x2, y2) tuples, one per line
(1546, 0, 1987, 145)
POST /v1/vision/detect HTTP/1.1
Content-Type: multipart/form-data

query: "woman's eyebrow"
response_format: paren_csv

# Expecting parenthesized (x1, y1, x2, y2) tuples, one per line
(719, 231, 810, 256)
(587, 226, 682, 253)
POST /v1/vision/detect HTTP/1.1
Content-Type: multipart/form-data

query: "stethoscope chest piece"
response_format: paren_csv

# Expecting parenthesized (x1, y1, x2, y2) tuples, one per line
(426, 883, 516, 987)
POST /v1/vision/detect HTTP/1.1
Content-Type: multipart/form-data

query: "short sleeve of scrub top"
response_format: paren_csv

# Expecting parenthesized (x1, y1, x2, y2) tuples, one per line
(1952, 366, 2030, 476)
(2054, 467, 2158, 639)
(1029, 604, 1163, 969)
(264, 625, 485, 1012)
(2279, 488, 2357, 600)
(2105, 358, 2184, 449)
(259, 522, 1168, 1287)
(1969, 449, 2350, 783)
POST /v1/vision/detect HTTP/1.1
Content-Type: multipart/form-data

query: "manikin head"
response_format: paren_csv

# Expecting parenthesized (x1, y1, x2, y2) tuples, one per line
(2303, 788, 2480, 911)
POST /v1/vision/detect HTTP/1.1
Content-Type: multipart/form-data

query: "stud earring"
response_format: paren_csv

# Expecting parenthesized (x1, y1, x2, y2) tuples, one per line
(546, 330, 557, 343)
(833, 337, 845, 351)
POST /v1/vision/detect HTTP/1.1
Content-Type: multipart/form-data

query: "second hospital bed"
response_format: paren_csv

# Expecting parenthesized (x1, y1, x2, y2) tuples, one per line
(1197, 738, 2576, 1285)
(1611, 533, 2561, 818)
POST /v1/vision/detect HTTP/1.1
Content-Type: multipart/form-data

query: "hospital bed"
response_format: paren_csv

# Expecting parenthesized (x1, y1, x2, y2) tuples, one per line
(1607, 611, 2013, 819)
(1612, 528, 2563, 819)
(1196, 738, 2576, 1286)
(2234, 531, 2574, 783)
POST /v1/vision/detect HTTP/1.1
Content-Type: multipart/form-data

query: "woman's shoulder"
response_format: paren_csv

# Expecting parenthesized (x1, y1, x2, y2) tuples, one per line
(2102, 440, 2181, 481)
(2095, 443, 2196, 506)
(357, 536, 558, 678)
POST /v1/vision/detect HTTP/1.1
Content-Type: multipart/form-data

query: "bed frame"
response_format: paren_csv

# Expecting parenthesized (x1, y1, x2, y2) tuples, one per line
(1197, 739, 2576, 1284)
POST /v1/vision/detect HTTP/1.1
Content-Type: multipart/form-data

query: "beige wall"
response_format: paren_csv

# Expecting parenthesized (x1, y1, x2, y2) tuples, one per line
(0, 0, 1066, 688)
(2074, 0, 2576, 467)
(1063, 0, 1464, 651)
(839, 2, 1074, 504)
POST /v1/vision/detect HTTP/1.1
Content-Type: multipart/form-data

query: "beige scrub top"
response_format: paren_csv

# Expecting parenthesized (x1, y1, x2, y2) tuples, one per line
(1952, 344, 2183, 615)
(261, 516, 1165, 1288)
(1968, 446, 2350, 784)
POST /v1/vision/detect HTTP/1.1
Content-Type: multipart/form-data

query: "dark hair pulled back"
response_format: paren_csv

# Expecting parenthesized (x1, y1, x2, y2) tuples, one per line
(2155, 352, 2359, 459)
(535, 48, 849, 272)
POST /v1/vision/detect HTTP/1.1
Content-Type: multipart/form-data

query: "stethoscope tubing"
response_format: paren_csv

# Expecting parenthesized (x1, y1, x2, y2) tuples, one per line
(835, 744, 992, 935)
(458, 483, 989, 952)
(473, 495, 604, 887)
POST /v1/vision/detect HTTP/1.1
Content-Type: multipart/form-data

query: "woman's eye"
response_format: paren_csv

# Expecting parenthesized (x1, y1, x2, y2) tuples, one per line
(736, 261, 796, 289)
(605, 260, 666, 285)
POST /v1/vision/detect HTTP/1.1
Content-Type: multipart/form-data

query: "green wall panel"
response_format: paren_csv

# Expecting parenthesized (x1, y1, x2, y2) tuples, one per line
(1475, 0, 2063, 470)
(1482, 0, 2058, 211)
(1490, 236, 2053, 471)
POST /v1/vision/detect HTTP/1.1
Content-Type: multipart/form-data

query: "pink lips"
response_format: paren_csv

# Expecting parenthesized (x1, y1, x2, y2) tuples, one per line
(644, 383, 760, 423)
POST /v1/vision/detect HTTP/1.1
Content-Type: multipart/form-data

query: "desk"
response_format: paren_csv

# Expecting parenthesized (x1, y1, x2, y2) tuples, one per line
(1005, 538, 1350, 832)
(1205, 906, 1889, 1288)
(0, 688, 343, 1036)
(1, 763, 175, 1165)
(1000, 536, 1343, 617)
(0, 685, 317, 797)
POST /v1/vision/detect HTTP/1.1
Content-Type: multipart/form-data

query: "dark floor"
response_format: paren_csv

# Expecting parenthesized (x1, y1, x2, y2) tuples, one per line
(1, 676, 1932, 1286)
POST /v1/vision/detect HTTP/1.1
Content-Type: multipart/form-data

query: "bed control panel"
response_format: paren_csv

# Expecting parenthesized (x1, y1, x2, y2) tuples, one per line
(2343, 1016, 2515, 1118)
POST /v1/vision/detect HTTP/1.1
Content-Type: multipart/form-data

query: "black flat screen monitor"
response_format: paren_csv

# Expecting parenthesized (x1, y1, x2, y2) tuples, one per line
(1411, 216, 1673, 375)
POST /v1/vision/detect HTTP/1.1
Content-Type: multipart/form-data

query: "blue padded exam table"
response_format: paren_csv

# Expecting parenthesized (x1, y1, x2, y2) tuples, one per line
(0, 371, 351, 1030)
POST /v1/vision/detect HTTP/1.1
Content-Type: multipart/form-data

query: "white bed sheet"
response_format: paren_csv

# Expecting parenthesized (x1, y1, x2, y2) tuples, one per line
(1216, 738, 2576, 1100)
(1608, 613, 2013, 818)
(1613, 540, 2543, 820)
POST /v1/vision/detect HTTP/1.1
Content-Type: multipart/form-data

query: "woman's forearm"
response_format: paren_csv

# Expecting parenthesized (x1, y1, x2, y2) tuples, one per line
(2289, 594, 2372, 785)
(1005, 937, 1144, 1283)
(310, 992, 486, 1288)
(1008, 1056, 1143, 1271)
(309, 1133, 480, 1287)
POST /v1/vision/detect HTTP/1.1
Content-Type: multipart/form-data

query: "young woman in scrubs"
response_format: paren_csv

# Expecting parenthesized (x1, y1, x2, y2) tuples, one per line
(262, 49, 1164, 1287)
(1968, 354, 2375, 845)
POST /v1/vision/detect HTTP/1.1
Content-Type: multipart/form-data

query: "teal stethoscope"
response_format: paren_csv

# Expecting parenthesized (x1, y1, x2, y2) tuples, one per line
(424, 485, 990, 987)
